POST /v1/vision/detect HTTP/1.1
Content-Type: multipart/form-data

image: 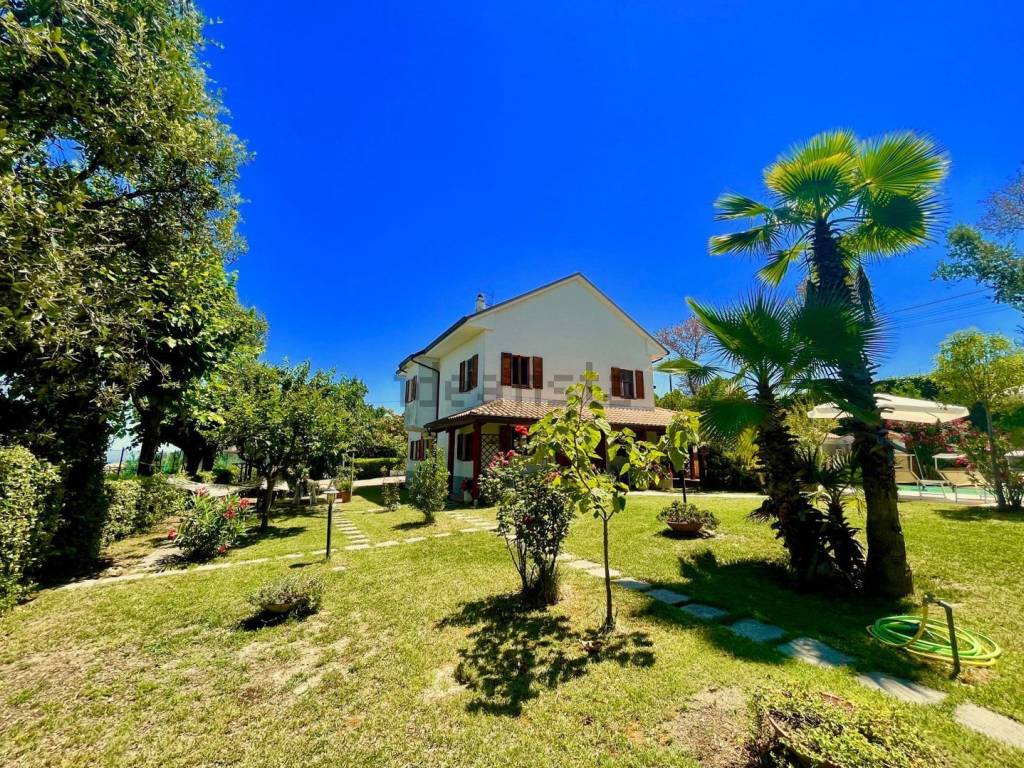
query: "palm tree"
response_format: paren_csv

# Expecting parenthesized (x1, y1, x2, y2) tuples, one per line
(660, 293, 878, 588)
(708, 130, 947, 597)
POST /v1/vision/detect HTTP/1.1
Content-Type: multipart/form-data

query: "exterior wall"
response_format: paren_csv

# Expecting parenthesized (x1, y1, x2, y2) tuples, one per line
(401, 358, 439, 431)
(437, 334, 485, 419)
(480, 278, 659, 409)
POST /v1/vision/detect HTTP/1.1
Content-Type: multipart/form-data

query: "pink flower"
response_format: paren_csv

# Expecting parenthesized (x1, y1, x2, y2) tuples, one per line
(239, 498, 252, 509)
(514, 424, 529, 436)
(197, 487, 209, 497)
(167, 528, 177, 540)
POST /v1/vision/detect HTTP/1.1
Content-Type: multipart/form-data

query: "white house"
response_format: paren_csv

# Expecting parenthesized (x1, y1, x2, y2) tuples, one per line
(397, 273, 693, 498)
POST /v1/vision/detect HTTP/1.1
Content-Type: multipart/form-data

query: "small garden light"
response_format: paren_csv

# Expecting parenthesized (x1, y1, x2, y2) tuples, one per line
(324, 485, 338, 560)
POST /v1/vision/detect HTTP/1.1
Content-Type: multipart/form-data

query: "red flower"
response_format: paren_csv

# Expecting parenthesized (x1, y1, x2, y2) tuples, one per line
(239, 498, 252, 509)
(217, 544, 228, 555)
(167, 528, 177, 540)
(197, 487, 209, 497)
(514, 424, 529, 436)
(224, 507, 236, 519)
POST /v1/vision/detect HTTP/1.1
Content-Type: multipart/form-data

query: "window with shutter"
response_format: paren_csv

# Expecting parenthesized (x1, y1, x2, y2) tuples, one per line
(634, 370, 645, 400)
(501, 353, 512, 386)
(470, 354, 478, 390)
(610, 367, 622, 397)
(532, 357, 543, 389)
(503, 353, 532, 387)
(459, 360, 466, 392)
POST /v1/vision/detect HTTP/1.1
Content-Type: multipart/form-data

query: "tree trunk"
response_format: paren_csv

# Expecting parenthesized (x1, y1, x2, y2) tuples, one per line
(809, 221, 913, 597)
(601, 514, 614, 631)
(983, 405, 1008, 510)
(259, 473, 276, 531)
(184, 450, 203, 477)
(137, 407, 162, 477)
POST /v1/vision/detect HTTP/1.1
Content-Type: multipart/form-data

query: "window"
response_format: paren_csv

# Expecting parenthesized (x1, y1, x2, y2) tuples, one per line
(501, 353, 543, 389)
(456, 433, 472, 461)
(458, 354, 479, 393)
(405, 376, 418, 403)
(408, 438, 426, 460)
(611, 367, 645, 400)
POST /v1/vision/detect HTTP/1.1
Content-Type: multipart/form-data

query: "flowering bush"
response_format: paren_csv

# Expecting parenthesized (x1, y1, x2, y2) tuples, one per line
(480, 452, 573, 606)
(380, 480, 401, 512)
(173, 492, 251, 560)
(960, 429, 1024, 510)
(887, 419, 976, 478)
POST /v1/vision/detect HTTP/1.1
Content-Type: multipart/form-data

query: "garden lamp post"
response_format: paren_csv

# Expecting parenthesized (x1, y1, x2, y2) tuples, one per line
(324, 485, 338, 560)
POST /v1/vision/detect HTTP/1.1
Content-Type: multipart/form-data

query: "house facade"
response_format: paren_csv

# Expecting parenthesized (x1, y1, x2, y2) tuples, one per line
(397, 273, 688, 497)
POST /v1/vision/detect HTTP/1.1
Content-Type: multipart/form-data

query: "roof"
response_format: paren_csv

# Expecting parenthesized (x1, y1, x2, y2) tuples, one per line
(397, 273, 669, 374)
(423, 399, 678, 432)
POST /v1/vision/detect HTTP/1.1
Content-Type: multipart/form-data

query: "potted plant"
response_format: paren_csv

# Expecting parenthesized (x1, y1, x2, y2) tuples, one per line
(658, 500, 717, 536)
(248, 573, 325, 616)
(334, 474, 353, 503)
(461, 478, 475, 504)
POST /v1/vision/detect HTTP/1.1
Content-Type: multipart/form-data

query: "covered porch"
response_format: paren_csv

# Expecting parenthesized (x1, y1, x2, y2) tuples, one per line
(423, 399, 701, 500)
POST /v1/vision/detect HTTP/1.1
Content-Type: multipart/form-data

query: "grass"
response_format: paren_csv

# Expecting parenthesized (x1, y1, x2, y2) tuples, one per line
(1, 492, 1023, 766)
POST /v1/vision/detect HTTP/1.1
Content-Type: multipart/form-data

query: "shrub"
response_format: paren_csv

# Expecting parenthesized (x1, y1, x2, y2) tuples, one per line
(407, 445, 448, 521)
(353, 457, 400, 479)
(248, 573, 325, 616)
(480, 452, 574, 605)
(212, 465, 237, 484)
(102, 476, 188, 545)
(0, 446, 62, 610)
(751, 689, 934, 768)
(173, 492, 251, 560)
(195, 470, 215, 484)
(380, 480, 401, 512)
(657, 500, 718, 529)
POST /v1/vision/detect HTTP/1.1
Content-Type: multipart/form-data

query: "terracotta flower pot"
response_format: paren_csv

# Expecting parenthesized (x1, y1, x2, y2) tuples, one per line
(265, 602, 297, 614)
(339, 490, 352, 503)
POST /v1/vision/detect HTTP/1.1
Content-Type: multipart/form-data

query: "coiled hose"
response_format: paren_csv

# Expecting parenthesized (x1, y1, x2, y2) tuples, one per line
(868, 599, 1002, 668)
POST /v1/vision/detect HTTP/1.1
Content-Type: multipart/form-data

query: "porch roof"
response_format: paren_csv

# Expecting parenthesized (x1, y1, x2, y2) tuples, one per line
(423, 399, 677, 432)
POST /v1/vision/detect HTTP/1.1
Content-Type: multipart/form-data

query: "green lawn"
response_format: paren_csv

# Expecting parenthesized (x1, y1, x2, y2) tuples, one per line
(1, 493, 1022, 767)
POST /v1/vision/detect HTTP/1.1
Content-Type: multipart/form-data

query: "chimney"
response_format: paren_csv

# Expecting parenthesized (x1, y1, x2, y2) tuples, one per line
(475, 293, 486, 312)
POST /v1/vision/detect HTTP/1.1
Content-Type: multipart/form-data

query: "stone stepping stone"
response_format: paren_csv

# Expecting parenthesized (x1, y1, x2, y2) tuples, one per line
(344, 544, 371, 551)
(614, 578, 651, 591)
(647, 588, 690, 605)
(405, 536, 426, 543)
(776, 637, 852, 669)
(432, 532, 452, 538)
(556, 553, 577, 562)
(459, 527, 480, 533)
(728, 619, 786, 643)
(680, 603, 729, 622)
(331, 565, 347, 572)
(584, 566, 622, 578)
(375, 540, 399, 548)
(955, 703, 1024, 749)
(564, 559, 600, 571)
(855, 672, 947, 705)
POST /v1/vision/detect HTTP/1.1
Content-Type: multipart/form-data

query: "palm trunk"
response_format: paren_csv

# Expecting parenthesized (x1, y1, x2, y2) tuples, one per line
(983, 405, 1008, 510)
(810, 221, 913, 597)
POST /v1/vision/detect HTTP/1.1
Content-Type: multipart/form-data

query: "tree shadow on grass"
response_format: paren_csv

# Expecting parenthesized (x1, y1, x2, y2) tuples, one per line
(237, 524, 307, 546)
(393, 519, 432, 531)
(934, 506, 1024, 523)
(437, 593, 655, 716)
(642, 550, 924, 677)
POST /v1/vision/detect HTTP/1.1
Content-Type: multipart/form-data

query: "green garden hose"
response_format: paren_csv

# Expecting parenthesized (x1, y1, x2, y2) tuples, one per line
(868, 597, 1002, 670)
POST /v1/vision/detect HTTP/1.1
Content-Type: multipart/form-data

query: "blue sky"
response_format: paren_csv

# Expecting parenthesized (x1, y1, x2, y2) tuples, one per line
(202, 0, 1023, 410)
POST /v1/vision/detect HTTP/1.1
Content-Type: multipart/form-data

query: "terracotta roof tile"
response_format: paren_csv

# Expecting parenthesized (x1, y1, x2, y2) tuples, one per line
(424, 399, 676, 431)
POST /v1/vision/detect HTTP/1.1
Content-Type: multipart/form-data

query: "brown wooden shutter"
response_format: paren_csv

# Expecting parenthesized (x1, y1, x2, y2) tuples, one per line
(532, 356, 543, 389)
(459, 360, 466, 392)
(470, 354, 479, 390)
(611, 367, 622, 397)
(404, 380, 410, 403)
(411, 376, 418, 401)
(501, 353, 512, 386)
(634, 369, 645, 400)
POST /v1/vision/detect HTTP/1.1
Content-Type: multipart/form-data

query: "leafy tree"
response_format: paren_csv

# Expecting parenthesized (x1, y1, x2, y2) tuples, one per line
(937, 226, 1024, 321)
(655, 388, 691, 412)
(529, 372, 663, 630)
(933, 330, 1024, 510)
(979, 164, 1024, 237)
(655, 316, 711, 395)
(407, 444, 448, 521)
(660, 293, 877, 588)
(0, 1, 246, 572)
(351, 407, 406, 459)
(708, 130, 947, 596)
(218, 362, 358, 531)
(874, 375, 941, 400)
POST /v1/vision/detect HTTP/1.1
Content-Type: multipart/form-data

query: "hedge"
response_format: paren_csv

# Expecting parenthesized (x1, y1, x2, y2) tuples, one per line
(102, 476, 187, 546)
(352, 457, 402, 480)
(0, 446, 61, 611)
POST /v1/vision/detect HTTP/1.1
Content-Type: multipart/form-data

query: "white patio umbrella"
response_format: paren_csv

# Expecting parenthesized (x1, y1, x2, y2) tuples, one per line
(807, 393, 970, 424)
